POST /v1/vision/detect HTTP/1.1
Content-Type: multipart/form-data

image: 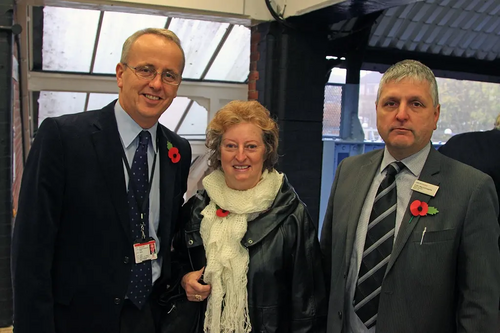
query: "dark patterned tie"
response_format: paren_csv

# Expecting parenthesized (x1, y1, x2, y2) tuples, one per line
(354, 161, 405, 328)
(126, 130, 152, 309)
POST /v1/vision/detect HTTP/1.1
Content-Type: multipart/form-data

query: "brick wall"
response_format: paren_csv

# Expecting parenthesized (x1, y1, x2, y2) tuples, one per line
(6, 26, 23, 333)
(248, 26, 260, 101)
(12, 51, 23, 217)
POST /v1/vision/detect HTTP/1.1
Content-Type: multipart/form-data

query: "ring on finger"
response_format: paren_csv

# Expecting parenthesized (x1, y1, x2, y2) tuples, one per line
(194, 294, 202, 302)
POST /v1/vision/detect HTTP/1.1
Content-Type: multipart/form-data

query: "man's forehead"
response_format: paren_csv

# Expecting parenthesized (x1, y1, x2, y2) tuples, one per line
(379, 78, 431, 97)
(383, 76, 429, 86)
(127, 34, 183, 70)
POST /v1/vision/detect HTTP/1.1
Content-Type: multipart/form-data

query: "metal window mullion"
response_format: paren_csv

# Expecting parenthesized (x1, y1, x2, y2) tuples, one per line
(174, 100, 193, 133)
(85, 11, 104, 112)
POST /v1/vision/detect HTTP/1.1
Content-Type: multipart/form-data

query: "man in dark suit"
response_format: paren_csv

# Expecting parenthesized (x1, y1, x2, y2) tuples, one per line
(12, 28, 191, 333)
(321, 60, 500, 333)
(439, 115, 500, 224)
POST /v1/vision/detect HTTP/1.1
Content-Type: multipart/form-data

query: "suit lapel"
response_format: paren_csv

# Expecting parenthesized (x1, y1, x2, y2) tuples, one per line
(345, 151, 383, 265)
(386, 148, 441, 275)
(157, 125, 181, 255)
(91, 105, 132, 242)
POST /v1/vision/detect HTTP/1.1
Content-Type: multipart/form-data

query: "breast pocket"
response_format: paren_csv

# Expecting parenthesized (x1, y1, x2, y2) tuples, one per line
(411, 228, 456, 244)
(410, 228, 458, 287)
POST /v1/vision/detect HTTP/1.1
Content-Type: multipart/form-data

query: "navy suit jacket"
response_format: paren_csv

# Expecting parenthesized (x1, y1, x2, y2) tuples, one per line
(439, 129, 500, 223)
(12, 101, 191, 333)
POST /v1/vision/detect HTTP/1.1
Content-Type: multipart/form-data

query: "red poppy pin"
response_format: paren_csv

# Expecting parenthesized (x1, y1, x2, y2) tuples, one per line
(167, 141, 180, 163)
(215, 205, 230, 218)
(409, 200, 438, 223)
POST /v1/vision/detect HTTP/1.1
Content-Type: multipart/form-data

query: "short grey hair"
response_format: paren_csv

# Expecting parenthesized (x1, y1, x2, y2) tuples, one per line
(120, 28, 185, 74)
(376, 59, 439, 106)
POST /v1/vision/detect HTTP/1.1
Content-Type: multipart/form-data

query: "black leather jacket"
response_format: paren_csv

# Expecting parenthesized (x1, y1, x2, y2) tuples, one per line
(176, 175, 327, 333)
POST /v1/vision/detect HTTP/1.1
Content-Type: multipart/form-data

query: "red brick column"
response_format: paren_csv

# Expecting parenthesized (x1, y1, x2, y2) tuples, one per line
(248, 27, 260, 101)
(12, 59, 23, 218)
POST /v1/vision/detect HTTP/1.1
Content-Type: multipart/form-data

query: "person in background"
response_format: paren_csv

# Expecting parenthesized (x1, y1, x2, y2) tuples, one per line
(176, 100, 327, 333)
(439, 112, 500, 326)
(12, 28, 191, 333)
(321, 59, 500, 333)
(439, 113, 500, 224)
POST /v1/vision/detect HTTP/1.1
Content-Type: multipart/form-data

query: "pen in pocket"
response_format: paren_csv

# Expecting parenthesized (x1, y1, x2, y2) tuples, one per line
(420, 227, 427, 245)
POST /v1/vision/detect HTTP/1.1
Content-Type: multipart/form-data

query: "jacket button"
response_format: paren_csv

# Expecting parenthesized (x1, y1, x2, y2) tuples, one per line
(247, 239, 253, 244)
(338, 311, 343, 319)
(123, 256, 129, 264)
(114, 298, 121, 304)
(188, 239, 194, 245)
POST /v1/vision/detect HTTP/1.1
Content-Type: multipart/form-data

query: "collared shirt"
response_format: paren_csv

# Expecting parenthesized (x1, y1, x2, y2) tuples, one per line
(345, 143, 431, 333)
(114, 102, 162, 285)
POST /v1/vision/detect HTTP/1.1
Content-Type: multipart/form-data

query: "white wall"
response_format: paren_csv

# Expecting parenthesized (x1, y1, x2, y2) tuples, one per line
(26, 0, 345, 22)
(288, 0, 344, 16)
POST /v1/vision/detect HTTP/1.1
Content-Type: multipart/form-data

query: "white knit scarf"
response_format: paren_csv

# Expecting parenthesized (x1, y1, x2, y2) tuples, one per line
(200, 169, 283, 333)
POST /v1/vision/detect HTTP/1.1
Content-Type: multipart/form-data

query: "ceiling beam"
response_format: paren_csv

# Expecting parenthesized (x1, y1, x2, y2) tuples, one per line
(27, 71, 247, 99)
(16, 0, 253, 25)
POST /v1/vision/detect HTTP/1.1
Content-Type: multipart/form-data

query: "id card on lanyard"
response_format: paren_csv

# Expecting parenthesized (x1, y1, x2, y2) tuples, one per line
(133, 239, 157, 263)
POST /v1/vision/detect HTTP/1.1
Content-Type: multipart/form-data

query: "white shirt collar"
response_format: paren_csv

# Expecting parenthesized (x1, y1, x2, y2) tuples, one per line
(114, 101, 158, 152)
(380, 142, 431, 177)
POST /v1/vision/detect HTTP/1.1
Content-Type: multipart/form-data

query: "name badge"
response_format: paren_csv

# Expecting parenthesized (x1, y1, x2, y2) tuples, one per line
(133, 239, 157, 264)
(411, 180, 439, 197)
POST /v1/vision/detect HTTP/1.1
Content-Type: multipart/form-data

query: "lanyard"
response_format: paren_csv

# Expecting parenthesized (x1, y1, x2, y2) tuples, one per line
(121, 139, 157, 240)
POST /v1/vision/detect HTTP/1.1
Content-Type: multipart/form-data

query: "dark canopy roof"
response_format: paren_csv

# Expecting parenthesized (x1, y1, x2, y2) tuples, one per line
(297, 0, 500, 83)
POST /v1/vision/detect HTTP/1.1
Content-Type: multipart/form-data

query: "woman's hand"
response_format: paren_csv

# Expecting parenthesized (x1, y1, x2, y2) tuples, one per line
(181, 267, 211, 302)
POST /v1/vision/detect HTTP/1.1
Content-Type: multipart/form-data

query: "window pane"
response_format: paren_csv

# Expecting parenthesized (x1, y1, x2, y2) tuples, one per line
(87, 93, 119, 111)
(177, 101, 207, 135)
(169, 18, 229, 80)
(43, 7, 100, 72)
(328, 68, 346, 84)
(38, 91, 86, 125)
(204, 25, 250, 82)
(358, 71, 382, 141)
(323, 85, 342, 137)
(92, 12, 167, 74)
(434, 78, 500, 142)
(356, 71, 500, 143)
(158, 97, 191, 130)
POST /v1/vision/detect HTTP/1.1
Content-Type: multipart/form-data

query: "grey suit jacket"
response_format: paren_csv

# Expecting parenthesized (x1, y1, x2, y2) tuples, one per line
(321, 147, 500, 333)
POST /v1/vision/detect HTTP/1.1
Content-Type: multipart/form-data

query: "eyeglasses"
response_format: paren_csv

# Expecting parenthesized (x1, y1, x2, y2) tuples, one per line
(123, 63, 180, 86)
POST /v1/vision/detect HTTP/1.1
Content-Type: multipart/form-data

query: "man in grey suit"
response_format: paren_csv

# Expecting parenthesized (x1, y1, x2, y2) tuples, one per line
(321, 60, 500, 333)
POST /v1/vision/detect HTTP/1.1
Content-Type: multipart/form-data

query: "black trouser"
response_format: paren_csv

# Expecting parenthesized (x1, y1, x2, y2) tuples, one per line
(120, 297, 161, 333)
